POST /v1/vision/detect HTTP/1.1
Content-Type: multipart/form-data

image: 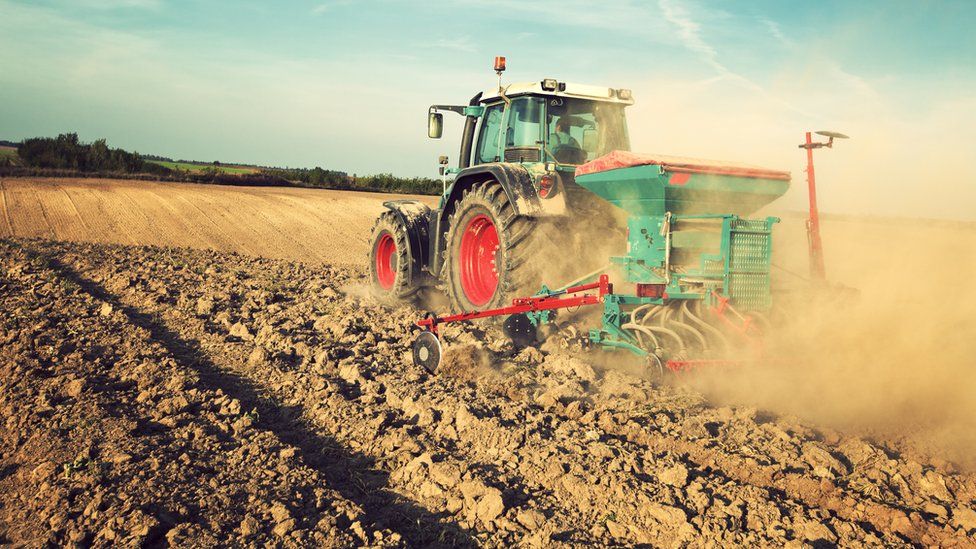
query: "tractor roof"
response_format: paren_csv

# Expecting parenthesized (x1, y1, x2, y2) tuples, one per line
(480, 80, 635, 106)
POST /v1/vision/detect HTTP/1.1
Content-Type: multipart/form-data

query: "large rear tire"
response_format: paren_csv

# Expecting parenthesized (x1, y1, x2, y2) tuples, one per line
(368, 211, 416, 300)
(444, 182, 549, 312)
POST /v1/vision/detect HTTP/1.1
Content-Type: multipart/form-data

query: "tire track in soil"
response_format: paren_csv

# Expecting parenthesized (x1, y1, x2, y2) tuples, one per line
(27, 186, 58, 240)
(191, 189, 282, 247)
(0, 179, 13, 236)
(184, 191, 267, 257)
(57, 183, 92, 235)
(195, 191, 287, 259)
(33, 182, 86, 242)
(272, 193, 371, 265)
(225, 193, 325, 264)
(83, 187, 139, 246)
(37, 249, 476, 547)
(116, 185, 176, 246)
(172, 193, 252, 255)
(146, 188, 214, 250)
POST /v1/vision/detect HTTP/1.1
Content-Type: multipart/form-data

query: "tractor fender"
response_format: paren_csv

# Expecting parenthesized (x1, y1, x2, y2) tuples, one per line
(429, 163, 568, 278)
(382, 200, 433, 286)
(444, 163, 567, 221)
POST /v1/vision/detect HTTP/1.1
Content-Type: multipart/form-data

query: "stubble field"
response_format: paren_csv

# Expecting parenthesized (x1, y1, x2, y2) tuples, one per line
(0, 177, 435, 266)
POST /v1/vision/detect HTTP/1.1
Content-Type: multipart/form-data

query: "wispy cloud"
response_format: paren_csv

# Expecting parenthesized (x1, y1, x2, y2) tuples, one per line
(453, 0, 669, 35)
(658, 0, 722, 72)
(74, 0, 162, 9)
(428, 37, 477, 53)
(760, 17, 794, 48)
(753, 14, 878, 102)
(658, 0, 809, 116)
(311, 0, 351, 15)
(827, 64, 879, 100)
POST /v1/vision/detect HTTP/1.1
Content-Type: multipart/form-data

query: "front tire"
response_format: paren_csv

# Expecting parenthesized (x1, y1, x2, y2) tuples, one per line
(368, 211, 416, 300)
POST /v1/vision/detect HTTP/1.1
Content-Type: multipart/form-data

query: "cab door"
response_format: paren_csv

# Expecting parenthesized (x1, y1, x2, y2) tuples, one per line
(504, 96, 544, 163)
(474, 102, 505, 165)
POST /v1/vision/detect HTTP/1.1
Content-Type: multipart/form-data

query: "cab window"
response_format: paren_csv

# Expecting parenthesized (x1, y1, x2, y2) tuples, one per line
(476, 103, 505, 164)
(545, 98, 629, 165)
(506, 97, 544, 148)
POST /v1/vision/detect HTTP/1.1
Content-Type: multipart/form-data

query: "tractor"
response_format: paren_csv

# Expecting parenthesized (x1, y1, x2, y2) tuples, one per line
(369, 58, 636, 311)
(369, 58, 797, 373)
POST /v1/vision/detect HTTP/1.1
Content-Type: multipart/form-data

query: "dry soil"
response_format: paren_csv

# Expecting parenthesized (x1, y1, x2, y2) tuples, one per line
(1, 177, 975, 547)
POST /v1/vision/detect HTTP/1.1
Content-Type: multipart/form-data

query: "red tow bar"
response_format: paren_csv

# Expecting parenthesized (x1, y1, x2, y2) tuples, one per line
(417, 275, 612, 335)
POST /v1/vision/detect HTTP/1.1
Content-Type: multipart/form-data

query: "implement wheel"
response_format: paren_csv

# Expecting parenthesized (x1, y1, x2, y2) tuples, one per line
(412, 331, 442, 374)
(368, 211, 416, 299)
(444, 182, 546, 312)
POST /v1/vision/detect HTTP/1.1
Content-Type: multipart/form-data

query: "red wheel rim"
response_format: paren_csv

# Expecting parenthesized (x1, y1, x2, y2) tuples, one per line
(375, 232, 396, 290)
(459, 214, 500, 306)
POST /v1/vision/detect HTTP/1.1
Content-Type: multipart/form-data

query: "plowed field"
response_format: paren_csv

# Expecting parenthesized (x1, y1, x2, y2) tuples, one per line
(1, 177, 975, 546)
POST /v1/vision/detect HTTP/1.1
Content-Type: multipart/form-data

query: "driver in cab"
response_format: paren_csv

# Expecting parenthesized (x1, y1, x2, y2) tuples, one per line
(549, 117, 580, 149)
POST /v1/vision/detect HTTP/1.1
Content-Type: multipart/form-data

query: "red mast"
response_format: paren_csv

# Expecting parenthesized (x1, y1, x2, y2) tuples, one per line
(798, 130, 848, 282)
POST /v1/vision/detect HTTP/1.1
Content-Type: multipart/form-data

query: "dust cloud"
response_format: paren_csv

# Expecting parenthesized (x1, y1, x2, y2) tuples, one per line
(485, 157, 976, 468)
(687, 214, 976, 464)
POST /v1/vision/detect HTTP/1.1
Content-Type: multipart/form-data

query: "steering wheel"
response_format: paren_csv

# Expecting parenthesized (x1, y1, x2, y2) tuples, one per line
(551, 145, 587, 164)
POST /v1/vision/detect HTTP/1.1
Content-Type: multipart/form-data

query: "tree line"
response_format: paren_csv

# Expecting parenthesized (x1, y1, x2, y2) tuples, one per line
(7, 133, 441, 195)
(17, 134, 171, 175)
(263, 167, 440, 195)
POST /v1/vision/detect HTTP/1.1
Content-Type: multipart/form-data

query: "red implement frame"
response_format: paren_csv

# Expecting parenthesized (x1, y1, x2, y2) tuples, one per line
(709, 292, 755, 335)
(417, 275, 612, 334)
(417, 277, 761, 376)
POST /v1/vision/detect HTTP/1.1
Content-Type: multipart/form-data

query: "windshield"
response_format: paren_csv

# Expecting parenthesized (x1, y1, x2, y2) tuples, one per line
(545, 97, 630, 165)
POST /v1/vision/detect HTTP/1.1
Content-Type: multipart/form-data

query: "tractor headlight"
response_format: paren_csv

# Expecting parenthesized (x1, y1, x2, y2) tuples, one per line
(616, 88, 633, 100)
(541, 78, 558, 91)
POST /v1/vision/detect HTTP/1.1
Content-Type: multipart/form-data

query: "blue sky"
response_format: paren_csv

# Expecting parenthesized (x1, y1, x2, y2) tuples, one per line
(1, 0, 974, 219)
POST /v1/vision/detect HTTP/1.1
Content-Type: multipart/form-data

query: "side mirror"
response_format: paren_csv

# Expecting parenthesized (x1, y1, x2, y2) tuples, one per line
(428, 112, 443, 139)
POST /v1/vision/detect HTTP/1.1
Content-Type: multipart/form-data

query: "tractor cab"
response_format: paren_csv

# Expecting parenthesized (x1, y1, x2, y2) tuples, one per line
(472, 81, 634, 168)
(430, 80, 635, 172)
